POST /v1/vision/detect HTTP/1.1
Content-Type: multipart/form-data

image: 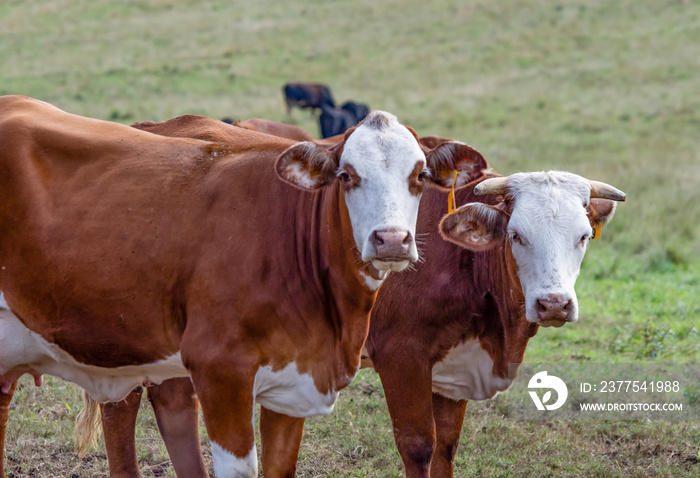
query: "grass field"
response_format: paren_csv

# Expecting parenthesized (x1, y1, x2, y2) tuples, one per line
(1, 0, 699, 476)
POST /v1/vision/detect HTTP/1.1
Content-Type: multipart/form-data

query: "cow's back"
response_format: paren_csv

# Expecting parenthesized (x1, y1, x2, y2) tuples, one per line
(234, 118, 315, 142)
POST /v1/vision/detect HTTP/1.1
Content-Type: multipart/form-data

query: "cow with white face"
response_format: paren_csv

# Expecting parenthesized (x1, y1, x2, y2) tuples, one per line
(277, 112, 425, 273)
(343, 124, 424, 270)
(440, 171, 626, 327)
(367, 168, 625, 478)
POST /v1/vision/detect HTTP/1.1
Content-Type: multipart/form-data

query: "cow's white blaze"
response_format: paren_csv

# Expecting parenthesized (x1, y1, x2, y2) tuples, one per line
(253, 361, 339, 417)
(359, 269, 386, 291)
(506, 172, 594, 323)
(340, 112, 426, 271)
(0, 293, 188, 402)
(431, 338, 512, 400)
(211, 442, 257, 478)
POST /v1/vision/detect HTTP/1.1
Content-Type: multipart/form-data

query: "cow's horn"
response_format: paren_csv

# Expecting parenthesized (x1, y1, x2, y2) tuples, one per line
(589, 180, 626, 202)
(474, 176, 508, 196)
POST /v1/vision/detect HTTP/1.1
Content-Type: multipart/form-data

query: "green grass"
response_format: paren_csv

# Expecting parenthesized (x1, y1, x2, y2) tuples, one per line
(1, 0, 699, 476)
(524, 264, 700, 364)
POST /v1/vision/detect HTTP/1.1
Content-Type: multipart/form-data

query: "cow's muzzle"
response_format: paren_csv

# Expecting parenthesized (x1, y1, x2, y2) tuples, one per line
(368, 228, 414, 271)
(535, 293, 576, 327)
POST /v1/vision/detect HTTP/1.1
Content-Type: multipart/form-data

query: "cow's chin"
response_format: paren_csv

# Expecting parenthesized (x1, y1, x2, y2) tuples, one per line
(371, 259, 410, 272)
(537, 319, 568, 328)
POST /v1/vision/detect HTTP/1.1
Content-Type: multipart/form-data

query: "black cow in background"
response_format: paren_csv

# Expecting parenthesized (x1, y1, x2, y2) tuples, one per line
(280, 82, 371, 137)
(341, 101, 370, 124)
(319, 101, 371, 138)
(283, 82, 335, 115)
(319, 104, 354, 138)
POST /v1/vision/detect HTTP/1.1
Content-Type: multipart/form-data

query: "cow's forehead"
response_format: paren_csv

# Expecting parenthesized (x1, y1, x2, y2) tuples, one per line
(340, 111, 424, 172)
(507, 171, 591, 204)
(507, 171, 592, 233)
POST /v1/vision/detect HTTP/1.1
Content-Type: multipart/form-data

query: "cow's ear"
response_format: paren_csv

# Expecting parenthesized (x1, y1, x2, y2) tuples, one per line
(439, 203, 508, 251)
(426, 142, 488, 189)
(275, 142, 338, 190)
(587, 198, 617, 230)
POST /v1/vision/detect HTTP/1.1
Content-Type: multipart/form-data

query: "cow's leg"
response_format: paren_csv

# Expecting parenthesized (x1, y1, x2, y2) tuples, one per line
(0, 381, 18, 477)
(188, 366, 257, 478)
(374, 358, 435, 478)
(430, 393, 467, 478)
(259, 406, 305, 478)
(147, 378, 209, 478)
(101, 387, 144, 478)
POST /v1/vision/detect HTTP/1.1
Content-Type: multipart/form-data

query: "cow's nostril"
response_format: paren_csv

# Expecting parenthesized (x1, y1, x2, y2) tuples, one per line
(372, 230, 385, 246)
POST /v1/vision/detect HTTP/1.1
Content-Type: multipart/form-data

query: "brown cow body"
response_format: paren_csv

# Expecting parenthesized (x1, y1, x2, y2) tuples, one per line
(367, 176, 623, 477)
(367, 183, 536, 477)
(233, 118, 315, 142)
(0, 97, 372, 476)
(0, 98, 487, 477)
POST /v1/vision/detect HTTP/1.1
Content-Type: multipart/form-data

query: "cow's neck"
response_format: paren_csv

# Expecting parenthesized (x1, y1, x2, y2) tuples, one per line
(430, 237, 538, 401)
(308, 182, 378, 391)
(452, 184, 538, 375)
(479, 243, 538, 379)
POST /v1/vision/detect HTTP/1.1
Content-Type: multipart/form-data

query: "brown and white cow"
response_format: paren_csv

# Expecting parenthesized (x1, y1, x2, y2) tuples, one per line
(81, 165, 625, 477)
(367, 171, 625, 477)
(0, 97, 487, 477)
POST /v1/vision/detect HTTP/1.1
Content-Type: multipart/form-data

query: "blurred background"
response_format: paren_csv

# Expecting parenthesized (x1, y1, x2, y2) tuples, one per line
(1, 1, 698, 476)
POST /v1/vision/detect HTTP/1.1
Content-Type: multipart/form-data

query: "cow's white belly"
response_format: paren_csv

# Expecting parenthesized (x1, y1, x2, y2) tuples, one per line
(254, 362, 338, 417)
(1, 293, 340, 413)
(431, 338, 513, 401)
(0, 295, 188, 402)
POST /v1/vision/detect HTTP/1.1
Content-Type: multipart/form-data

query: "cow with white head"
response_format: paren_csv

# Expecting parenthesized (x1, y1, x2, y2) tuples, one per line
(276, 111, 486, 277)
(440, 170, 626, 327)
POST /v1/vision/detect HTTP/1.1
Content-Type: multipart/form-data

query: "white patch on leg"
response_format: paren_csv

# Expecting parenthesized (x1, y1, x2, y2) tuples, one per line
(211, 441, 257, 478)
(431, 338, 512, 401)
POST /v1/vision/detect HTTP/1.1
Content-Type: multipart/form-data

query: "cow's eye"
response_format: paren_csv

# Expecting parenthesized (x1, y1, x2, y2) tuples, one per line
(579, 234, 590, 244)
(338, 171, 351, 182)
(417, 170, 429, 181)
(509, 232, 521, 244)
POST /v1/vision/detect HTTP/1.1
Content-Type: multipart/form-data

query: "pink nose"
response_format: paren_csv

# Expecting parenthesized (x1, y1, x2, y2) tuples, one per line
(536, 294, 573, 321)
(371, 229, 412, 259)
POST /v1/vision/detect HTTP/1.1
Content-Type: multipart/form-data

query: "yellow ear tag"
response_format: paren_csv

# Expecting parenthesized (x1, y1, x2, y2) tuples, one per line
(591, 222, 602, 240)
(447, 170, 459, 214)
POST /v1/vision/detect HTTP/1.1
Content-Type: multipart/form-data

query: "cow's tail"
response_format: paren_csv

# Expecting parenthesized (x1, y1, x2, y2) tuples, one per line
(74, 391, 102, 459)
